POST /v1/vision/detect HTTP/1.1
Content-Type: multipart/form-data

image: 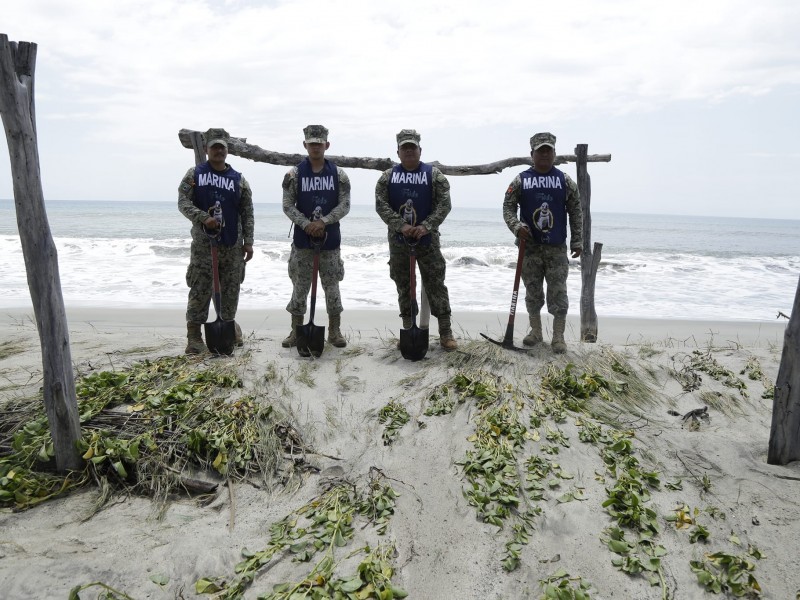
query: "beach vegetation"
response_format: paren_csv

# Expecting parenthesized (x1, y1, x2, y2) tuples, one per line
(686, 349, 749, 398)
(0, 355, 305, 512)
(68, 581, 135, 599)
(377, 400, 410, 445)
(294, 361, 317, 388)
(196, 471, 404, 599)
(690, 551, 761, 597)
(538, 569, 593, 599)
(0, 339, 27, 360)
(740, 356, 775, 399)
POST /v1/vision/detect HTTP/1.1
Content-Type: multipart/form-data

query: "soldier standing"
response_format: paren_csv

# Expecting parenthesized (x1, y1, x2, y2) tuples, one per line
(281, 124, 351, 348)
(502, 132, 582, 353)
(375, 128, 458, 351)
(178, 128, 254, 354)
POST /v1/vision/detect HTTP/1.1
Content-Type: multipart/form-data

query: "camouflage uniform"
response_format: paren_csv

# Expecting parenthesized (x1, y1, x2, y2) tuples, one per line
(375, 130, 453, 320)
(178, 156, 254, 324)
(502, 133, 582, 317)
(282, 128, 351, 317)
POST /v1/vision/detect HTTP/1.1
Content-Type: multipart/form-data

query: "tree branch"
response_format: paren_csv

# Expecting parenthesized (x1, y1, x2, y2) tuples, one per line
(178, 128, 611, 175)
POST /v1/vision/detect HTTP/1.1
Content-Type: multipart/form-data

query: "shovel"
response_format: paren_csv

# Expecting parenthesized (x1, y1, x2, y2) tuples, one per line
(204, 237, 236, 355)
(296, 239, 325, 358)
(399, 242, 429, 361)
(480, 236, 527, 352)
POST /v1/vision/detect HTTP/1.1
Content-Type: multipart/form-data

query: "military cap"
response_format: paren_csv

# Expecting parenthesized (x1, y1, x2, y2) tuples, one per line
(303, 124, 329, 144)
(530, 132, 556, 151)
(204, 128, 230, 149)
(396, 128, 421, 147)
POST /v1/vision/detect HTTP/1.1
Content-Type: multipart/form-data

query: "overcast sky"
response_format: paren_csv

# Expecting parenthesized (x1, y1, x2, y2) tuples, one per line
(2, 0, 799, 219)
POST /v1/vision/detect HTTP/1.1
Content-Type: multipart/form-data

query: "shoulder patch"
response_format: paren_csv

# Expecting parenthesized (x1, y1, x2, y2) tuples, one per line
(180, 182, 192, 193)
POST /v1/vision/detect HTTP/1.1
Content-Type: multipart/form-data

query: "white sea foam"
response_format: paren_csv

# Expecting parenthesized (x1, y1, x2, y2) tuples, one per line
(1, 201, 798, 321)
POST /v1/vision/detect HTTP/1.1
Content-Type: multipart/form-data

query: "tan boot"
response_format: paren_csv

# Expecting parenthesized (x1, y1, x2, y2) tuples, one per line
(438, 315, 458, 352)
(185, 322, 205, 355)
(552, 315, 567, 354)
(234, 321, 243, 347)
(523, 313, 543, 346)
(282, 314, 304, 348)
(327, 314, 347, 348)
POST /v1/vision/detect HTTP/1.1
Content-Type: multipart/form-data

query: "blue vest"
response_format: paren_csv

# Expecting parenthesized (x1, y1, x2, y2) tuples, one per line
(387, 163, 434, 246)
(193, 162, 242, 247)
(293, 158, 341, 250)
(519, 167, 568, 246)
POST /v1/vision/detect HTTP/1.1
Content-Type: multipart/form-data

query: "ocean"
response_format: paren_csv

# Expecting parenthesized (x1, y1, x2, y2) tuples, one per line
(0, 199, 798, 321)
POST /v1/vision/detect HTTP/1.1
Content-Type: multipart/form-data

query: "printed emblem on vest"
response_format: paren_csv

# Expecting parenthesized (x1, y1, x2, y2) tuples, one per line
(400, 199, 418, 227)
(532, 198, 554, 233)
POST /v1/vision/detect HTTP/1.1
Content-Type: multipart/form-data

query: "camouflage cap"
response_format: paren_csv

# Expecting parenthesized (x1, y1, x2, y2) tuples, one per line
(530, 132, 556, 151)
(396, 128, 421, 147)
(204, 128, 230, 149)
(303, 124, 329, 144)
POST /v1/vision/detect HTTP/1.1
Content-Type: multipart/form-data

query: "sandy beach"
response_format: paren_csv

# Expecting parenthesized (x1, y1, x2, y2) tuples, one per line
(1, 307, 798, 599)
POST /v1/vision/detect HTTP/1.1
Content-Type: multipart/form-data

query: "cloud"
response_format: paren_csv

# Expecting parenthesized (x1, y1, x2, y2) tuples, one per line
(2, 0, 799, 219)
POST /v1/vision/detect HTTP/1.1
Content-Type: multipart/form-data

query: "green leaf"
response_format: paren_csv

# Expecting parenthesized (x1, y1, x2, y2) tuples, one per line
(195, 578, 223, 594)
(608, 539, 630, 554)
(150, 574, 169, 586)
(113, 461, 128, 478)
(340, 577, 363, 592)
(390, 585, 409, 598)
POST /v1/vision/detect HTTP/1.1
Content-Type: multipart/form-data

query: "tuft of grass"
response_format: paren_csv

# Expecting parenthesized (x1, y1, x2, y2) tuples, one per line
(0, 339, 27, 361)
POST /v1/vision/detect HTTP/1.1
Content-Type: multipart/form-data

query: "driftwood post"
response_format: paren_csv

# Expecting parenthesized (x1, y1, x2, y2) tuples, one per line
(768, 275, 800, 465)
(576, 144, 602, 342)
(0, 35, 82, 471)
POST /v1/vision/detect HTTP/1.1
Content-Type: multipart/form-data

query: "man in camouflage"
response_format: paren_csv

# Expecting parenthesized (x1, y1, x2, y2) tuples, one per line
(282, 125, 351, 348)
(503, 132, 582, 354)
(375, 128, 457, 351)
(178, 128, 255, 354)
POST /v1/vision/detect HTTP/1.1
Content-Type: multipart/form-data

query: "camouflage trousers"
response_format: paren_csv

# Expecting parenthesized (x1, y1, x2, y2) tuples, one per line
(185, 240, 245, 323)
(286, 246, 344, 316)
(522, 243, 570, 317)
(388, 241, 451, 318)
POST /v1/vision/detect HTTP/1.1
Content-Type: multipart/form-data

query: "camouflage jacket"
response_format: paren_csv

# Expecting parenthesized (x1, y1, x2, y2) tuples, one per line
(177, 165, 255, 246)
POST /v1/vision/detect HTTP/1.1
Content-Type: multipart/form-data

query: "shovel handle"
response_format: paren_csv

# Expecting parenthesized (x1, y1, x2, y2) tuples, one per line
(210, 243, 223, 316)
(408, 244, 419, 326)
(308, 240, 321, 323)
(503, 237, 526, 342)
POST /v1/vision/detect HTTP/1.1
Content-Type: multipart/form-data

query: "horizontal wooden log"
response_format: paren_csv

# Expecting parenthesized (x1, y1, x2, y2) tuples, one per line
(178, 128, 611, 175)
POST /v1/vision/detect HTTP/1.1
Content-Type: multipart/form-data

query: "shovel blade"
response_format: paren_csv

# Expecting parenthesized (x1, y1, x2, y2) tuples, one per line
(400, 325, 429, 361)
(204, 318, 236, 355)
(296, 323, 325, 358)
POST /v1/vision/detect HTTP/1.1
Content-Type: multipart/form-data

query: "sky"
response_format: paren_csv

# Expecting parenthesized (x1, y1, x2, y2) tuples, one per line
(2, 0, 799, 220)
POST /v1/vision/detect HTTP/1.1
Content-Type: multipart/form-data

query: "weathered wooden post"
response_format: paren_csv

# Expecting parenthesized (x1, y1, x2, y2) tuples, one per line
(575, 144, 602, 342)
(768, 275, 800, 465)
(0, 35, 82, 471)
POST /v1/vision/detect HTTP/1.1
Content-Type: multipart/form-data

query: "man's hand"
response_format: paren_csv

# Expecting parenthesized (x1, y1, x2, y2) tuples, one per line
(242, 244, 254, 262)
(571, 248, 582, 258)
(304, 220, 326, 238)
(203, 216, 219, 230)
(401, 224, 429, 240)
(517, 225, 531, 240)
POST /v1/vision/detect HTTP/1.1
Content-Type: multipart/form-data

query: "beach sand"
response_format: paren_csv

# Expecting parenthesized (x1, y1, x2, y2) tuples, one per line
(1, 308, 798, 599)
